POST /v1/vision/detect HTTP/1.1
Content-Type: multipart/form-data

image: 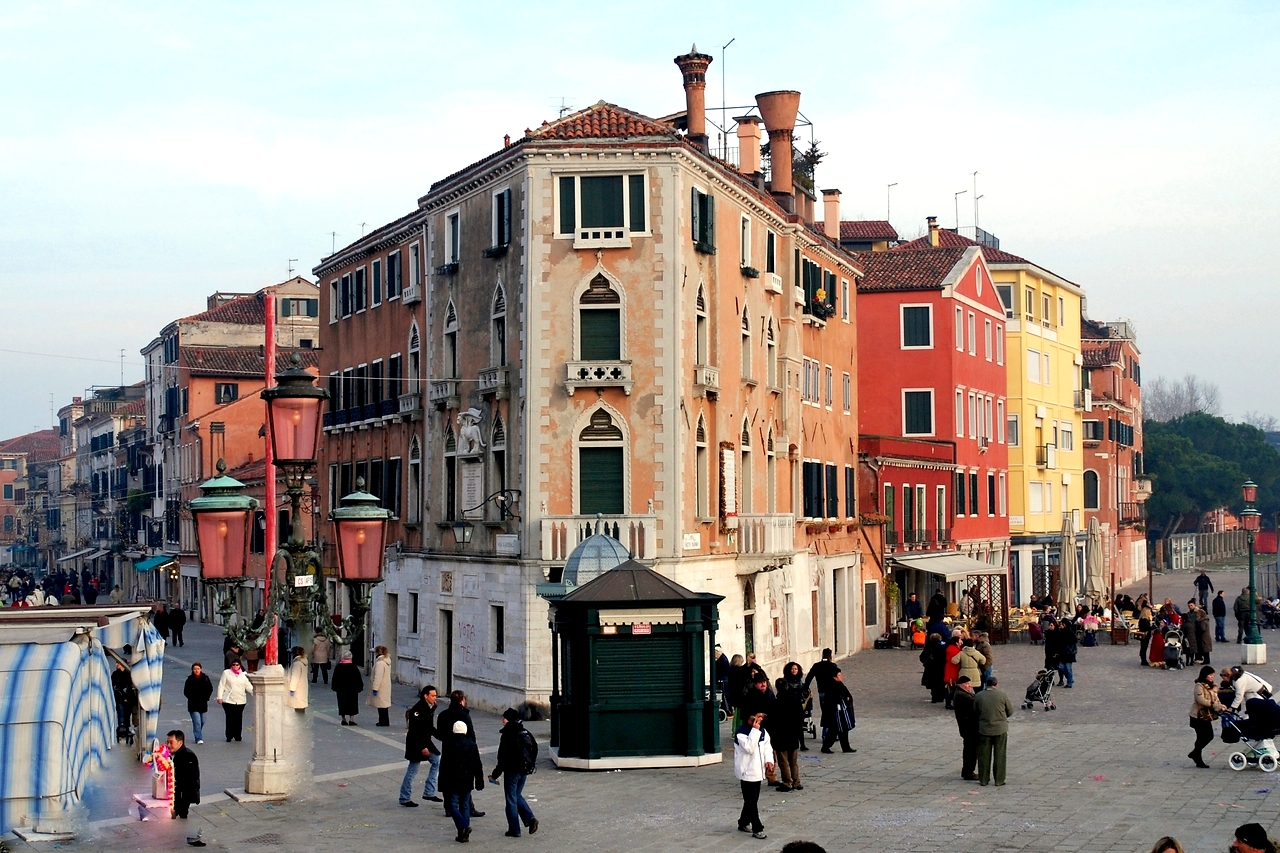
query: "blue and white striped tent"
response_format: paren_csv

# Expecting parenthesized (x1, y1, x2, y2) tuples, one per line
(0, 607, 159, 834)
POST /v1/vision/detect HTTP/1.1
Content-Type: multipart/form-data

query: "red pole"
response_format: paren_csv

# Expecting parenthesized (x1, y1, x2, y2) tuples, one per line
(263, 293, 278, 666)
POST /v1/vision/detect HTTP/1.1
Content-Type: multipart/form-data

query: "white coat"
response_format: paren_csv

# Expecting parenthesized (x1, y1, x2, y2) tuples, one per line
(733, 725, 775, 783)
(218, 669, 254, 705)
(1232, 671, 1274, 711)
(367, 654, 392, 709)
(285, 655, 309, 710)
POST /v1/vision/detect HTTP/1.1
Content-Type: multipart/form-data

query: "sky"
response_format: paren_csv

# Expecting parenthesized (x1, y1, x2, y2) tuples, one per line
(1, 0, 1277, 438)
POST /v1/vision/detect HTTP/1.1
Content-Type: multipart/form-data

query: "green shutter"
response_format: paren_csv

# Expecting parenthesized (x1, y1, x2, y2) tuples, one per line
(903, 307, 931, 346)
(593, 635, 684, 704)
(691, 188, 700, 243)
(307, 298, 319, 317)
(705, 193, 715, 250)
(904, 391, 932, 434)
(628, 174, 645, 232)
(559, 176, 576, 235)
(580, 309, 620, 360)
(579, 447, 624, 514)
(281, 299, 292, 317)
(884, 485, 895, 535)
(581, 175, 624, 228)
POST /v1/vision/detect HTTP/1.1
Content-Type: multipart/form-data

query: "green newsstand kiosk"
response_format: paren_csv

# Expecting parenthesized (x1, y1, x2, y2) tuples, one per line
(548, 559, 724, 769)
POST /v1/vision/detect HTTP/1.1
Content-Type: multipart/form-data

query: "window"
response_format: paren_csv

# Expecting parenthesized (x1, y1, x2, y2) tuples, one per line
(215, 383, 239, 404)
(281, 297, 318, 318)
(491, 605, 505, 654)
(386, 250, 402, 299)
(936, 485, 947, 536)
(493, 188, 512, 248)
(557, 174, 647, 244)
(954, 471, 965, 518)
(696, 415, 709, 518)
(3, 485, 12, 502)
(766, 430, 776, 513)
(740, 216, 751, 267)
(329, 280, 339, 322)
(1042, 293, 1051, 326)
(954, 307, 964, 351)
(901, 305, 932, 348)
(371, 259, 382, 306)
(370, 360, 384, 410)
(1042, 352, 1050, 387)
(1029, 481, 1043, 514)
(824, 366, 833, 407)
(841, 279, 849, 322)
(579, 274, 622, 360)
(490, 417, 507, 515)
(443, 428, 457, 520)
(984, 397, 993, 441)
(385, 456, 402, 519)
(842, 373, 851, 414)
(767, 320, 778, 388)
(1083, 420, 1103, 441)
(695, 285, 709, 365)
(967, 312, 976, 356)
(1025, 287, 1035, 322)
(803, 461, 825, 519)
(969, 472, 979, 516)
(741, 308, 752, 380)
(984, 319, 993, 361)
(407, 438, 421, 523)
(409, 242, 421, 289)
(1060, 422, 1074, 452)
(997, 400, 1005, 443)
(996, 325, 1004, 364)
(954, 389, 965, 436)
(997, 285, 1013, 318)
(740, 421, 753, 514)
(387, 354, 402, 402)
(691, 187, 715, 252)
(987, 473, 996, 516)
(1026, 348, 1041, 383)
(765, 230, 776, 273)
(409, 593, 419, 634)
(446, 214, 460, 264)
(1084, 470, 1099, 509)
(903, 390, 933, 436)
(883, 484, 896, 539)
(340, 273, 352, 317)
(492, 286, 507, 367)
(354, 267, 367, 312)
(846, 465, 856, 518)
(1058, 296, 1065, 328)
(999, 473, 1006, 516)
(442, 305, 457, 378)
(864, 582, 878, 626)
(968, 392, 977, 439)
(1008, 414, 1020, 447)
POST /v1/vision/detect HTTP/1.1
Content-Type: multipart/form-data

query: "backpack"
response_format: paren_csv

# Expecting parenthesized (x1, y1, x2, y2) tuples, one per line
(519, 728, 538, 774)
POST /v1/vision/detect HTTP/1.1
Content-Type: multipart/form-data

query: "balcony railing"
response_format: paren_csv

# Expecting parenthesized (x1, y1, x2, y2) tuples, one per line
(565, 360, 633, 396)
(735, 514, 795, 555)
(427, 380, 458, 408)
(378, 398, 398, 418)
(478, 366, 510, 398)
(1119, 502, 1145, 523)
(1036, 444, 1056, 469)
(1074, 390, 1091, 411)
(541, 514, 656, 562)
(694, 365, 720, 396)
(398, 391, 424, 418)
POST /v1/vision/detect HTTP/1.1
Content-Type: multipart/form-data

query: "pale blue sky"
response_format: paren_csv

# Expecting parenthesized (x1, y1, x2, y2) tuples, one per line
(2, 1, 1276, 437)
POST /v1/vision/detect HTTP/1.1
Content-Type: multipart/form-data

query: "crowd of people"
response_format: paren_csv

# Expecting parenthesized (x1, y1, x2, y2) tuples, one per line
(0, 566, 119, 606)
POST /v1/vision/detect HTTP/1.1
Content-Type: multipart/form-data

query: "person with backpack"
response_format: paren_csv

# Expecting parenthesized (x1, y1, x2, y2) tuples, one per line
(489, 708, 539, 837)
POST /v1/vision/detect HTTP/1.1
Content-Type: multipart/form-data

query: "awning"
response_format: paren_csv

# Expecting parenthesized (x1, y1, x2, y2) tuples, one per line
(55, 548, 95, 564)
(86, 549, 109, 560)
(888, 552, 1008, 583)
(133, 555, 177, 573)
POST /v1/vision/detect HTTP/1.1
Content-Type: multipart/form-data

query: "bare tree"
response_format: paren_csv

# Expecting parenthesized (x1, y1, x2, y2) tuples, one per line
(1243, 411, 1280, 432)
(1144, 374, 1222, 421)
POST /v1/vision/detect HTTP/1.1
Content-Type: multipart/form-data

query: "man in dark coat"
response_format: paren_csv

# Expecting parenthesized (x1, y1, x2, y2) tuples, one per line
(153, 605, 169, 641)
(1213, 590, 1229, 642)
(952, 676, 980, 780)
(767, 679, 804, 792)
(1190, 602, 1213, 665)
(489, 708, 539, 837)
(165, 730, 200, 819)
(439, 720, 485, 843)
(803, 648, 839, 707)
(819, 670, 855, 754)
(903, 593, 924, 621)
(1235, 587, 1258, 644)
(926, 591, 948, 621)
(169, 606, 186, 647)
(400, 685, 441, 806)
(435, 691, 484, 817)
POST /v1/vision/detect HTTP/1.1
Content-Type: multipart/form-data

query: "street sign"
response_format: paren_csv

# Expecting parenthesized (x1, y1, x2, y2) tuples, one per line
(294, 574, 315, 588)
(632, 622, 651, 635)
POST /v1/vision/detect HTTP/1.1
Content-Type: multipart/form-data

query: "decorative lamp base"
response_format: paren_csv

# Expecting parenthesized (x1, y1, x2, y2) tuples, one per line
(245, 664, 290, 796)
(1243, 643, 1268, 665)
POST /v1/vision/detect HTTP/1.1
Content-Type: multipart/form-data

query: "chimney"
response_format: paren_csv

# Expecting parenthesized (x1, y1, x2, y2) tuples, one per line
(822, 189, 841, 239)
(927, 216, 939, 247)
(674, 46, 713, 152)
(755, 90, 801, 213)
(735, 115, 762, 175)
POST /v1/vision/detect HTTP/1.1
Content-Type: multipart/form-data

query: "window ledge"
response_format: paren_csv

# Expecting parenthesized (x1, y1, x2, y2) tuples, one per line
(695, 241, 716, 255)
(741, 266, 760, 279)
(435, 262, 459, 276)
(742, 377, 759, 388)
(565, 360, 633, 395)
(482, 244, 509, 259)
(574, 232, 631, 250)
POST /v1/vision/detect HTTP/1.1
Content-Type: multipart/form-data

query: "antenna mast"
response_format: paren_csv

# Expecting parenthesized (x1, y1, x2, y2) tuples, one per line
(721, 37, 735, 160)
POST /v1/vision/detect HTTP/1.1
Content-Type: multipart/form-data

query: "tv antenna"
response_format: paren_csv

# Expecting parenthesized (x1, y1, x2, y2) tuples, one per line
(330, 232, 337, 255)
(971, 171, 981, 232)
(360, 222, 368, 237)
(120, 349, 125, 387)
(554, 97, 574, 118)
(954, 189, 967, 230)
(721, 37, 736, 160)
(288, 259, 297, 277)
(887, 182, 898, 222)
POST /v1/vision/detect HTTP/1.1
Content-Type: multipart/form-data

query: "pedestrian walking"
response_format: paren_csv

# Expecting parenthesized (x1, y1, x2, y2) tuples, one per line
(920, 632, 947, 703)
(400, 685, 442, 806)
(285, 646, 308, 712)
(952, 676, 980, 780)
(166, 730, 200, 819)
(182, 663, 213, 744)
(331, 652, 363, 725)
(1190, 602, 1213, 665)
(489, 708, 539, 837)
(1213, 591, 1229, 642)
(1231, 822, 1279, 853)
(436, 691, 484, 817)
(973, 675, 1014, 786)
(714, 646, 731, 714)
(440, 720, 485, 843)
(1194, 569, 1214, 609)
(169, 606, 186, 647)
(369, 645, 392, 726)
(1183, 601, 1202, 667)
(974, 632, 995, 687)
(311, 633, 331, 684)
(1188, 665, 1225, 768)
(803, 648, 839, 710)
(153, 605, 169, 641)
(819, 670, 856, 754)
(768, 678, 804, 792)
(108, 585, 124, 605)
(216, 661, 253, 742)
(1235, 587, 1257, 644)
(1054, 623, 1077, 688)
(781, 661, 811, 751)
(224, 643, 244, 671)
(733, 712, 774, 840)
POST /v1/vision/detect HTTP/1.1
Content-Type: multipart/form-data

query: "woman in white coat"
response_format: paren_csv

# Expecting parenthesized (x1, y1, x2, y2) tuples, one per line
(217, 660, 254, 742)
(368, 645, 393, 726)
(286, 646, 309, 711)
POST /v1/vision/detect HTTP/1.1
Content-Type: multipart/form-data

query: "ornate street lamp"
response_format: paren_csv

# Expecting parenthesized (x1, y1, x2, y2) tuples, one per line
(189, 461, 265, 649)
(1242, 480, 1264, 652)
(262, 356, 326, 466)
(329, 479, 393, 650)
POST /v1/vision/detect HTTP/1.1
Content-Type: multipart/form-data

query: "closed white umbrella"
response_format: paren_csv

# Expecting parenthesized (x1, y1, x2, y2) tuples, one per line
(1084, 517, 1105, 604)
(1057, 515, 1078, 615)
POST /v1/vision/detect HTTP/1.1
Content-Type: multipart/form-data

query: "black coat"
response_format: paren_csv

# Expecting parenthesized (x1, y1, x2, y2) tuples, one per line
(183, 673, 213, 713)
(737, 686, 776, 720)
(438, 734, 485, 794)
(766, 687, 805, 752)
(820, 680, 855, 730)
(330, 662, 364, 715)
(171, 745, 200, 801)
(952, 687, 979, 738)
(727, 664, 748, 708)
(493, 720, 528, 778)
(170, 608, 186, 629)
(436, 703, 475, 742)
(404, 698, 438, 761)
(804, 659, 839, 696)
(920, 640, 946, 689)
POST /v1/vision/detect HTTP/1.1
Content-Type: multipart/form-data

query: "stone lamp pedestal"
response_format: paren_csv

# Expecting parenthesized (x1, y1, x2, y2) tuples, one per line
(1243, 643, 1268, 666)
(244, 664, 288, 798)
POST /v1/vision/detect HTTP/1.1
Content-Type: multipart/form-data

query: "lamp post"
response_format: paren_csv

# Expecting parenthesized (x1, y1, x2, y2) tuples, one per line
(1242, 479, 1266, 663)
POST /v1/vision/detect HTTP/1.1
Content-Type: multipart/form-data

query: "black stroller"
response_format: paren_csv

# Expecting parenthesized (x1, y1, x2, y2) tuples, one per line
(1221, 698, 1280, 772)
(1162, 627, 1184, 670)
(114, 683, 138, 746)
(1021, 669, 1057, 711)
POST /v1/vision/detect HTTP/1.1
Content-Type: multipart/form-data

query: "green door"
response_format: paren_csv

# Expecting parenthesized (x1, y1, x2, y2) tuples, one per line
(579, 447, 623, 514)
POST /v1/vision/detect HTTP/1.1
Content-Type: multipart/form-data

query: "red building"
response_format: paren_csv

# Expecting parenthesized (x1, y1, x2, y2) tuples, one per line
(853, 241, 1011, 616)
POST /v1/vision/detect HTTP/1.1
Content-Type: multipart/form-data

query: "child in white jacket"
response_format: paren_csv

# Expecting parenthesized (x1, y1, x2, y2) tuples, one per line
(733, 712, 775, 839)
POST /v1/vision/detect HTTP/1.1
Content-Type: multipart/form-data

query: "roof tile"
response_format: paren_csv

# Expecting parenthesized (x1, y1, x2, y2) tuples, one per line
(181, 347, 319, 379)
(840, 220, 899, 241)
(1082, 340, 1124, 369)
(0, 429, 60, 462)
(183, 292, 266, 326)
(529, 102, 681, 141)
(853, 247, 970, 292)
(896, 229, 1028, 263)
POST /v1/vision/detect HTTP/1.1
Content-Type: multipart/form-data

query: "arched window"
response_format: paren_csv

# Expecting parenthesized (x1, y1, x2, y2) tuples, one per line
(695, 414, 709, 518)
(490, 415, 507, 504)
(695, 284, 709, 365)
(740, 307, 752, 380)
(443, 301, 458, 378)
(766, 428, 777, 513)
(1083, 470, 1100, 510)
(407, 435, 422, 523)
(408, 322, 421, 384)
(740, 418, 753, 514)
(443, 427, 457, 520)
(578, 408, 624, 515)
(491, 285, 507, 367)
(579, 274, 621, 361)
(766, 318, 777, 388)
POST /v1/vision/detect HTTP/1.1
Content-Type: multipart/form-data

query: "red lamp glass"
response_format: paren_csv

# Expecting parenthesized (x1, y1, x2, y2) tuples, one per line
(1243, 480, 1259, 505)
(1243, 510, 1262, 532)
(188, 461, 256, 580)
(262, 354, 327, 466)
(331, 478, 392, 583)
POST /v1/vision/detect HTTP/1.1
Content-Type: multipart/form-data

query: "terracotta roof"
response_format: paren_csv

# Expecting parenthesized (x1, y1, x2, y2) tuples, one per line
(528, 102, 680, 141)
(853, 247, 970, 292)
(840, 220, 899, 241)
(181, 347, 319, 379)
(118, 399, 146, 416)
(0, 429, 60, 462)
(896, 229, 1028, 263)
(1081, 317, 1112, 340)
(1082, 340, 1124, 369)
(183, 292, 266, 325)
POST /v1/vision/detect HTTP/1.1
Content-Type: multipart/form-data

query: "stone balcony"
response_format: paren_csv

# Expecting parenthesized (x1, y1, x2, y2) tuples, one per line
(478, 366, 510, 399)
(428, 380, 460, 410)
(541, 514, 656, 561)
(397, 392, 423, 420)
(565, 360, 633, 396)
(734, 513, 796, 556)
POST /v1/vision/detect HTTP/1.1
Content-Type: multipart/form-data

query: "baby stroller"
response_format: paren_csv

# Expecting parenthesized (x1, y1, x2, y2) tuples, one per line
(114, 684, 138, 746)
(1021, 669, 1057, 711)
(802, 694, 818, 742)
(1162, 628, 1184, 670)
(1221, 700, 1280, 772)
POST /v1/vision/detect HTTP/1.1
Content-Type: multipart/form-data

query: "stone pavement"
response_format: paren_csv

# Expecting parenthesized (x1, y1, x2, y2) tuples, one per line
(19, 564, 1280, 852)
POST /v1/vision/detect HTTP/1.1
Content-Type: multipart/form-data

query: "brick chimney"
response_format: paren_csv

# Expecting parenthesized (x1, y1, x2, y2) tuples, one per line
(674, 46, 713, 152)
(735, 115, 762, 175)
(927, 216, 940, 247)
(755, 90, 801, 213)
(822, 189, 841, 239)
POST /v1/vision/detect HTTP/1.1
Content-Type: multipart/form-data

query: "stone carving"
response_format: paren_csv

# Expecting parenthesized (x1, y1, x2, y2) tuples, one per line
(457, 408, 486, 455)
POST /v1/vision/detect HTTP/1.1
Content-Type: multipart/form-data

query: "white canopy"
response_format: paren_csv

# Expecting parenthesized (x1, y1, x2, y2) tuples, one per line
(888, 552, 1008, 583)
